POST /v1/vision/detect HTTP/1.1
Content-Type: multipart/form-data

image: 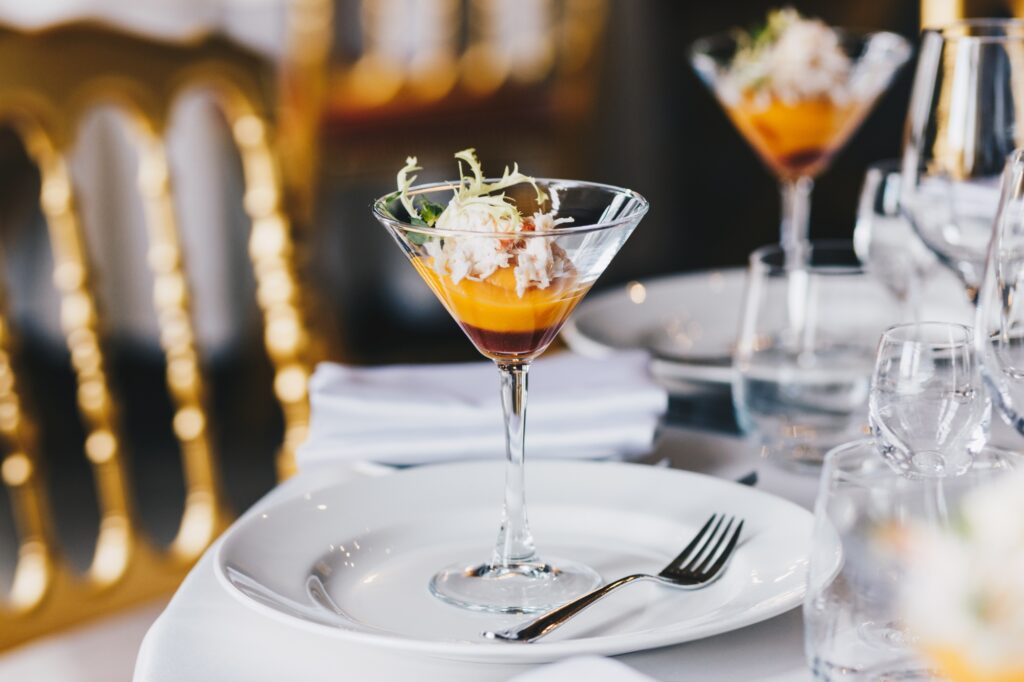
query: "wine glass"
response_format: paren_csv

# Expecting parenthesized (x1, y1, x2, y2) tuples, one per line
(869, 322, 990, 479)
(733, 241, 901, 472)
(691, 19, 910, 246)
(373, 178, 647, 613)
(901, 19, 1024, 304)
(853, 160, 938, 320)
(976, 148, 1024, 435)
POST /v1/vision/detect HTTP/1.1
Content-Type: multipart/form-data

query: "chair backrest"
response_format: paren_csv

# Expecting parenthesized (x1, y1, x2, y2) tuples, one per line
(0, 21, 313, 650)
(921, 0, 1023, 26)
(324, 0, 609, 121)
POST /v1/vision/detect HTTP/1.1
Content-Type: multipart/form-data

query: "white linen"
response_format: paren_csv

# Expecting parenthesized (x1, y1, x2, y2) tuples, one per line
(510, 657, 657, 681)
(0, 602, 164, 682)
(297, 352, 668, 467)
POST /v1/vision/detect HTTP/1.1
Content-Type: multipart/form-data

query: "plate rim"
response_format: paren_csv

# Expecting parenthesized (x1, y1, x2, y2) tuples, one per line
(562, 266, 973, 388)
(561, 268, 745, 385)
(214, 459, 814, 663)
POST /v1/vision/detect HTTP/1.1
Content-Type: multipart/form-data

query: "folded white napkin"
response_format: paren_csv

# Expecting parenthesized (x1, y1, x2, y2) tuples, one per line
(296, 352, 667, 467)
(510, 657, 658, 682)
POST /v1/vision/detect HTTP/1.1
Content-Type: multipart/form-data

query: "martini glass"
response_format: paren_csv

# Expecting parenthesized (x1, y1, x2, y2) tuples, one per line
(691, 28, 910, 246)
(373, 178, 648, 613)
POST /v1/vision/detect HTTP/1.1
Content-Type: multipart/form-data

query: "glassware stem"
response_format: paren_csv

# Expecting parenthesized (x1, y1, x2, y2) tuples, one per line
(493, 361, 538, 567)
(923, 476, 950, 527)
(780, 177, 814, 247)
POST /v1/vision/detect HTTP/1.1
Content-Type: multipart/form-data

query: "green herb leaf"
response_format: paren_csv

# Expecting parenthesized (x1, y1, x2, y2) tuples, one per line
(418, 199, 446, 226)
(750, 20, 770, 48)
(408, 216, 431, 245)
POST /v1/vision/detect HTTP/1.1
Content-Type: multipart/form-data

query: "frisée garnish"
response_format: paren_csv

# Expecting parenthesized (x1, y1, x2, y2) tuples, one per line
(396, 148, 560, 233)
(393, 149, 576, 298)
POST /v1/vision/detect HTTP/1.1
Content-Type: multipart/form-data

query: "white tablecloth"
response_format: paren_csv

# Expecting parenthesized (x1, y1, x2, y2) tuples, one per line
(0, 601, 164, 682)
(134, 426, 819, 681)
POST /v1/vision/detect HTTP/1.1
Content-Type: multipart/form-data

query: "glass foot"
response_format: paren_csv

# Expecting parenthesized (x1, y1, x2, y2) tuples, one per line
(428, 557, 601, 614)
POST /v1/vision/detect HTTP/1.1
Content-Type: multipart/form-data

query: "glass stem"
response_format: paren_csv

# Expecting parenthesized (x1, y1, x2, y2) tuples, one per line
(493, 361, 537, 568)
(923, 476, 950, 527)
(780, 177, 814, 247)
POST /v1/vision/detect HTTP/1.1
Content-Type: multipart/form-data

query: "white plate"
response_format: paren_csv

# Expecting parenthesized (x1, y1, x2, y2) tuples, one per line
(562, 268, 973, 386)
(216, 460, 822, 664)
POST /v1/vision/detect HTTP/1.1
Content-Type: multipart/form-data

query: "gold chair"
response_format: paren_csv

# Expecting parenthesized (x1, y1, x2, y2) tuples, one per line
(918, 1, 1024, 179)
(921, 0, 1024, 25)
(324, 0, 608, 127)
(0, 20, 315, 650)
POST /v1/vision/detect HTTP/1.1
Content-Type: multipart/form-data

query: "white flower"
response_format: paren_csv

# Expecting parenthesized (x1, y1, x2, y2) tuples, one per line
(902, 470, 1024, 672)
(962, 469, 1024, 552)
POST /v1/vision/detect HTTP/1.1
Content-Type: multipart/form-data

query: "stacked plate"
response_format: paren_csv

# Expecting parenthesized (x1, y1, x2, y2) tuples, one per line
(562, 267, 972, 392)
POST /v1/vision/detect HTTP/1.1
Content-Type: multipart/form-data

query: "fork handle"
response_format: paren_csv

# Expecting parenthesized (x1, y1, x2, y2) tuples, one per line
(482, 573, 652, 643)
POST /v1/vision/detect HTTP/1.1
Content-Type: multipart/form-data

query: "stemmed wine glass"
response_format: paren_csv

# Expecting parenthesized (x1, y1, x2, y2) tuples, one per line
(691, 14, 909, 246)
(901, 19, 1024, 304)
(869, 322, 990, 479)
(853, 161, 938, 321)
(373, 178, 647, 613)
(976, 148, 1024, 435)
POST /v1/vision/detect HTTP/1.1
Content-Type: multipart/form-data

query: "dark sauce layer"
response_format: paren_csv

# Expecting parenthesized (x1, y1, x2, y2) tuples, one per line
(461, 323, 561, 357)
(777, 147, 831, 175)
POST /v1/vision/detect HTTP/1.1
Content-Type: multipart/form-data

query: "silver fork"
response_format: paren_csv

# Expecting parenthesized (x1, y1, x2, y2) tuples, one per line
(482, 514, 744, 643)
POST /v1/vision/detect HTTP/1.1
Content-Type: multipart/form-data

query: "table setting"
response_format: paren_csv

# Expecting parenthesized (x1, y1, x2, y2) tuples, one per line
(135, 9, 1024, 682)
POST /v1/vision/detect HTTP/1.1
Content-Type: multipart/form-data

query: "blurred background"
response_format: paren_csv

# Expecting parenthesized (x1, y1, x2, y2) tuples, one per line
(0, 0, 935, 622)
(0, 0, 1008, 671)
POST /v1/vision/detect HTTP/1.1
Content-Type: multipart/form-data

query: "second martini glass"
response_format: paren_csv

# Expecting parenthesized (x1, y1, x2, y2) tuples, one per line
(691, 10, 910, 246)
(373, 175, 648, 613)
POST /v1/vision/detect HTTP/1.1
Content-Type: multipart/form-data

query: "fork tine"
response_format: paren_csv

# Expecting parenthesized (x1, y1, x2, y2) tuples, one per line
(697, 519, 744, 580)
(678, 514, 727, 573)
(690, 516, 736, 575)
(664, 514, 718, 571)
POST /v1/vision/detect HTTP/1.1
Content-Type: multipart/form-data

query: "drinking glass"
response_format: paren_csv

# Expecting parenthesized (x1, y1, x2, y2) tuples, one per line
(805, 439, 1020, 680)
(691, 27, 909, 246)
(733, 241, 901, 471)
(869, 322, 990, 478)
(976, 148, 1024, 435)
(373, 179, 647, 613)
(853, 160, 937, 319)
(901, 19, 1024, 303)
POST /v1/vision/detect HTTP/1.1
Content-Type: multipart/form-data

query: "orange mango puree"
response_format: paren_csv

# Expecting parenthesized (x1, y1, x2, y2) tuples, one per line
(725, 94, 869, 179)
(413, 260, 587, 333)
